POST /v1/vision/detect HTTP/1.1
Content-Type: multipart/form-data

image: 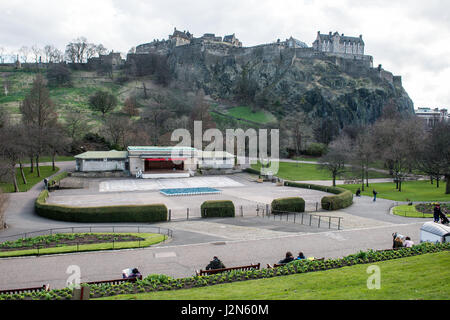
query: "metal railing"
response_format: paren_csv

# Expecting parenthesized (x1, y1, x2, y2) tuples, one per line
(166, 204, 342, 230)
(267, 211, 343, 230)
(0, 225, 173, 243)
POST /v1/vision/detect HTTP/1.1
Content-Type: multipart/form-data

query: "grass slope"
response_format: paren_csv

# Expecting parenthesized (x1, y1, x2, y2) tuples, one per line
(227, 106, 276, 124)
(0, 166, 59, 193)
(340, 180, 450, 202)
(251, 161, 391, 181)
(98, 251, 450, 300)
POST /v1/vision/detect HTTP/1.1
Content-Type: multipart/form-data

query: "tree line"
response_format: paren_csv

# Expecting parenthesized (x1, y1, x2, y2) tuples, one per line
(0, 37, 109, 64)
(317, 109, 450, 195)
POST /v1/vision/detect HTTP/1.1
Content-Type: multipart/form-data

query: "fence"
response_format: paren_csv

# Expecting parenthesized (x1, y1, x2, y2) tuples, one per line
(0, 225, 173, 245)
(167, 203, 343, 230)
(266, 211, 343, 230)
(388, 201, 450, 217)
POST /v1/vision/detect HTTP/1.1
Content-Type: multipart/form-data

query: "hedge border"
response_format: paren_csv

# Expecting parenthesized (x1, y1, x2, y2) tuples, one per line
(271, 197, 306, 214)
(35, 190, 168, 223)
(1, 242, 448, 300)
(201, 200, 235, 218)
(284, 181, 353, 211)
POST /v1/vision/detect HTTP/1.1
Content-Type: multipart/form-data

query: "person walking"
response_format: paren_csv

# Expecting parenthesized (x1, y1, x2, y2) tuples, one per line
(373, 189, 378, 202)
(433, 203, 442, 223)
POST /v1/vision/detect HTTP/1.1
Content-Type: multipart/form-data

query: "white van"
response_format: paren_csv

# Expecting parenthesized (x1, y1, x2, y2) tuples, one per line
(420, 222, 450, 244)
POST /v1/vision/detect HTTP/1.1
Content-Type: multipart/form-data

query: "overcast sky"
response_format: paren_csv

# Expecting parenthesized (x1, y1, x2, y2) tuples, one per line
(1, 0, 449, 108)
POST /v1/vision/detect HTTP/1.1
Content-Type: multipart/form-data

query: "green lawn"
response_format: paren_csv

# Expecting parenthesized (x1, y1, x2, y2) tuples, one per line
(393, 205, 433, 218)
(340, 180, 450, 202)
(251, 161, 391, 181)
(227, 106, 276, 124)
(0, 233, 167, 258)
(291, 156, 320, 162)
(97, 251, 450, 300)
(0, 166, 59, 193)
(20, 156, 75, 164)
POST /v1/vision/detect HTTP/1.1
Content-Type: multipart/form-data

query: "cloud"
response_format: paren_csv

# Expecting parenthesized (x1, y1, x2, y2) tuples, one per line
(0, 0, 449, 108)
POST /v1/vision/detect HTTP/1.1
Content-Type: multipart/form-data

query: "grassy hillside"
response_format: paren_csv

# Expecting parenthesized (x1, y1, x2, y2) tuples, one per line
(0, 68, 130, 129)
(98, 251, 450, 300)
(226, 106, 277, 124)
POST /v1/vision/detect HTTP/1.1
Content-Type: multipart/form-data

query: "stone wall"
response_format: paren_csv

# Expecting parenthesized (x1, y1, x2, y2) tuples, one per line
(79, 159, 126, 172)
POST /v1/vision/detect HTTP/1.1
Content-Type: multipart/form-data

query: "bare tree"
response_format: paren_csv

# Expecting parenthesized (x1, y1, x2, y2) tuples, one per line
(318, 134, 352, 186)
(20, 74, 58, 177)
(102, 114, 131, 150)
(64, 109, 92, 143)
(416, 121, 450, 194)
(372, 117, 423, 192)
(95, 44, 108, 56)
(0, 124, 27, 192)
(31, 45, 42, 63)
(142, 94, 173, 145)
(350, 128, 376, 191)
(122, 96, 139, 117)
(46, 124, 70, 171)
(19, 46, 31, 63)
(0, 47, 5, 63)
(281, 111, 313, 156)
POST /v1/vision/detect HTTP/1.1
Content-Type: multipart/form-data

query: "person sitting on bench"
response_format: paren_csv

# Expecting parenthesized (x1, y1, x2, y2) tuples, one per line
(206, 256, 226, 270)
(278, 252, 295, 264)
(122, 268, 142, 279)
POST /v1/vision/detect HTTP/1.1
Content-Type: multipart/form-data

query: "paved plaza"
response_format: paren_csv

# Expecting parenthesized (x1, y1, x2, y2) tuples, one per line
(0, 162, 432, 291)
(47, 174, 332, 218)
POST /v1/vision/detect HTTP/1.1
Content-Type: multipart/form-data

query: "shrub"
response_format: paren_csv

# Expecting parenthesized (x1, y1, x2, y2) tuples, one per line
(271, 197, 305, 214)
(201, 201, 235, 218)
(305, 143, 328, 157)
(35, 190, 168, 223)
(321, 190, 353, 211)
(244, 168, 261, 175)
(285, 181, 353, 211)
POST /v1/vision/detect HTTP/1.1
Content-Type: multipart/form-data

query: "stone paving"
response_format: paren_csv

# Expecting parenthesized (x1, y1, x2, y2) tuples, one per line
(0, 165, 435, 290)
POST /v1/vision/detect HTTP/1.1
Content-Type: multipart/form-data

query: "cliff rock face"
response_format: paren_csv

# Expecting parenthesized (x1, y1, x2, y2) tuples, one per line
(167, 43, 414, 127)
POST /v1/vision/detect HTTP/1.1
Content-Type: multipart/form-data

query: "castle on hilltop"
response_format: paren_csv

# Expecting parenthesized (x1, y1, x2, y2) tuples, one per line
(135, 28, 367, 60)
(313, 31, 365, 55)
(136, 28, 243, 54)
(127, 28, 406, 86)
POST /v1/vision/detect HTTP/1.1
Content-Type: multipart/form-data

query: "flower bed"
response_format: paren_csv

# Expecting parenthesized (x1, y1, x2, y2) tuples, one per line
(0, 234, 145, 252)
(1, 242, 448, 300)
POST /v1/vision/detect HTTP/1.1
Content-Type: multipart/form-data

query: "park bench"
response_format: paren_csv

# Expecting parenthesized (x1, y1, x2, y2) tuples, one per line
(0, 284, 50, 295)
(83, 275, 143, 286)
(196, 263, 261, 276)
(267, 257, 325, 269)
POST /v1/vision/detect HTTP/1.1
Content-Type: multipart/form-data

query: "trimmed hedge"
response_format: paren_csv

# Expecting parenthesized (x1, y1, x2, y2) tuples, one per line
(244, 168, 261, 175)
(201, 200, 235, 218)
(35, 190, 168, 223)
(284, 181, 353, 211)
(271, 197, 305, 214)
